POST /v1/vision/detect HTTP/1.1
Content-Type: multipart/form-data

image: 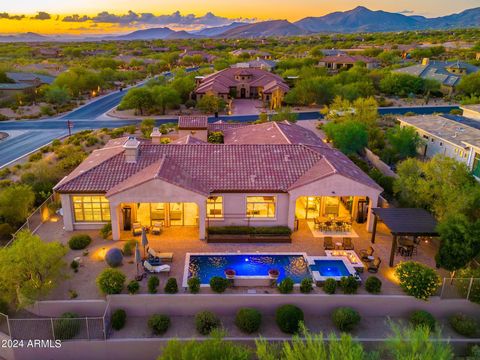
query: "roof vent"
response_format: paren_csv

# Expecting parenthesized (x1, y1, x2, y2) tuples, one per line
(123, 136, 140, 163)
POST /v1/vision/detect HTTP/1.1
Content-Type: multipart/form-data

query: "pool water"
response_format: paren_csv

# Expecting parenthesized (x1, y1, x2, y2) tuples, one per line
(310, 260, 350, 277)
(188, 254, 310, 284)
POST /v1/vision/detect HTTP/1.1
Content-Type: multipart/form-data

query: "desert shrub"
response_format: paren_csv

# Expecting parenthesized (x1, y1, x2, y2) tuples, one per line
(195, 311, 221, 335)
(278, 277, 294, 294)
(235, 308, 262, 334)
(70, 260, 79, 273)
(395, 261, 440, 300)
(148, 276, 160, 294)
(164, 278, 178, 294)
(339, 276, 359, 294)
(28, 152, 42, 162)
(111, 309, 126, 331)
(0, 223, 13, 242)
(209, 276, 229, 293)
(105, 248, 123, 267)
(148, 314, 170, 335)
(96, 268, 126, 295)
(409, 310, 436, 331)
(323, 278, 337, 294)
(275, 304, 304, 334)
(449, 313, 478, 337)
(100, 222, 112, 239)
(127, 280, 140, 294)
(365, 276, 382, 294)
(187, 277, 200, 294)
(122, 239, 137, 256)
(300, 277, 314, 294)
(54, 312, 81, 340)
(332, 307, 361, 332)
(68, 234, 91, 250)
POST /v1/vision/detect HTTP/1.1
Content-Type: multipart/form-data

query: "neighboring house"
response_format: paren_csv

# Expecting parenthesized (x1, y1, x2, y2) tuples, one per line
(194, 68, 289, 107)
(0, 83, 36, 99)
(319, 49, 347, 57)
(461, 105, 480, 121)
(33, 47, 61, 58)
(394, 58, 479, 94)
(230, 49, 272, 60)
(231, 59, 277, 71)
(397, 114, 480, 179)
(0, 72, 55, 100)
(178, 50, 216, 63)
(53, 121, 382, 241)
(318, 54, 380, 70)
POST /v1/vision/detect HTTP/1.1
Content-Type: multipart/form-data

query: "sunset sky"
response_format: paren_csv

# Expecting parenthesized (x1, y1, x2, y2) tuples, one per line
(1, 0, 479, 35)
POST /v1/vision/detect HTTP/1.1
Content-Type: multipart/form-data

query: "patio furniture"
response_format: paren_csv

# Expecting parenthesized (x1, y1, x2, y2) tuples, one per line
(132, 222, 142, 236)
(151, 221, 164, 235)
(342, 237, 354, 250)
(399, 246, 413, 258)
(147, 247, 174, 263)
(335, 241, 343, 250)
(143, 261, 170, 274)
(324, 237, 334, 250)
(368, 257, 381, 273)
(359, 246, 374, 261)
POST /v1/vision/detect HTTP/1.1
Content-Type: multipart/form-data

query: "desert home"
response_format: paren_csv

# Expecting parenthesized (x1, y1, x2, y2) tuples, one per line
(318, 54, 379, 70)
(53, 119, 382, 242)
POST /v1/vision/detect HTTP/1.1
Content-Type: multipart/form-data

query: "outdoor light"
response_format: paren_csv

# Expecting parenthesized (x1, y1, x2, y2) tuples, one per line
(245, 258, 249, 262)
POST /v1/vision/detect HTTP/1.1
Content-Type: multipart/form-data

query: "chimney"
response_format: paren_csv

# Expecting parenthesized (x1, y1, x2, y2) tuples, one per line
(151, 127, 162, 144)
(422, 58, 430, 66)
(123, 136, 140, 163)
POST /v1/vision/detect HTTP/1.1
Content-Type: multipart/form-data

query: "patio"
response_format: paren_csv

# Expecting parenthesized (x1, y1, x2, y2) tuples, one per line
(34, 217, 446, 300)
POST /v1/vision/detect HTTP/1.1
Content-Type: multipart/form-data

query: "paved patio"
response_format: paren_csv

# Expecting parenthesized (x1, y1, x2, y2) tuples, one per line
(34, 217, 446, 300)
(231, 99, 263, 115)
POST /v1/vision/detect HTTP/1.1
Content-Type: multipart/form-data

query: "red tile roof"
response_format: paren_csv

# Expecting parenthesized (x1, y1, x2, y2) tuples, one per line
(178, 116, 208, 129)
(172, 135, 207, 144)
(207, 121, 249, 132)
(321, 55, 379, 64)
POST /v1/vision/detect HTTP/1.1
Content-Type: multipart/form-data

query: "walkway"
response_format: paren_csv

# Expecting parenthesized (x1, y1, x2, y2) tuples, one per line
(231, 99, 263, 115)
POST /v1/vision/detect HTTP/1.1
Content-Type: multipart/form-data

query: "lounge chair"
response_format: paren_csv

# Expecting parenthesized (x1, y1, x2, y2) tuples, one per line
(148, 247, 174, 263)
(324, 236, 334, 250)
(151, 221, 164, 235)
(143, 261, 170, 274)
(368, 257, 381, 273)
(132, 222, 142, 236)
(342, 237, 354, 250)
(360, 246, 374, 261)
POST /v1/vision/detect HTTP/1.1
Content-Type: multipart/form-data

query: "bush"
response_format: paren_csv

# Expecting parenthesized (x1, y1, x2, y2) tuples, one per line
(164, 278, 178, 294)
(105, 248, 123, 268)
(0, 223, 13, 242)
(300, 277, 314, 294)
(449, 313, 478, 337)
(365, 276, 382, 294)
(409, 310, 436, 331)
(148, 276, 160, 294)
(96, 268, 126, 295)
(323, 278, 337, 294)
(68, 234, 92, 250)
(235, 308, 262, 334)
(54, 312, 81, 340)
(195, 311, 221, 335)
(339, 276, 359, 294)
(395, 261, 440, 300)
(332, 307, 361, 332)
(278, 277, 294, 294)
(209, 276, 229, 293)
(111, 309, 127, 331)
(127, 280, 140, 294)
(275, 304, 304, 334)
(148, 314, 170, 335)
(100, 222, 112, 239)
(188, 277, 200, 294)
(70, 260, 79, 273)
(122, 239, 137, 256)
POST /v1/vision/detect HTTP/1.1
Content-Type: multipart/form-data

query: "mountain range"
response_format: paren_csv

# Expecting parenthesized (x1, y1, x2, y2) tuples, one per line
(2, 6, 479, 42)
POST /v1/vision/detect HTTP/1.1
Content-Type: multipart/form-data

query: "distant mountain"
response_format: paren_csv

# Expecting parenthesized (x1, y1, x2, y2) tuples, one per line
(102, 27, 176, 41)
(192, 22, 247, 37)
(217, 20, 309, 38)
(295, 6, 480, 33)
(165, 30, 201, 39)
(0, 32, 48, 42)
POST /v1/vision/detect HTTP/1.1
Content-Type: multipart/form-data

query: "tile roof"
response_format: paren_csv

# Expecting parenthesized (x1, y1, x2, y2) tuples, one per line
(178, 116, 208, 129)
(207, 121, 249, 133)
(320, 55, 379, 64)
(171, 135, 207, 144)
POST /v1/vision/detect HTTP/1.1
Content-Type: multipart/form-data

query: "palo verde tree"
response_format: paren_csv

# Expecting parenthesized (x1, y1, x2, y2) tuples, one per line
(119, 87, 155, 116)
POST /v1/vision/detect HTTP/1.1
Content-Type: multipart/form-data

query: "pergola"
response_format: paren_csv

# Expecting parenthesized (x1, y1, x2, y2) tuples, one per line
(370, 208, 438, 267)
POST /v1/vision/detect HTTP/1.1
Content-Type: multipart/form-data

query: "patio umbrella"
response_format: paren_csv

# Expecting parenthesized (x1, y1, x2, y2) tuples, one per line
(141, 227, 149, 259)
(134, 243, 141, 277)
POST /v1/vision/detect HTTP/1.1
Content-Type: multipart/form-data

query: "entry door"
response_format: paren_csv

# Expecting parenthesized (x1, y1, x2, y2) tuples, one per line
(240, 88, 246, 98)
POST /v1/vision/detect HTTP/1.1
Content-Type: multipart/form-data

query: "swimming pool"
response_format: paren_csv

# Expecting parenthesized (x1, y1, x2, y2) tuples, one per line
(307, 256, 358, 282)
(184, 253, 310, 286)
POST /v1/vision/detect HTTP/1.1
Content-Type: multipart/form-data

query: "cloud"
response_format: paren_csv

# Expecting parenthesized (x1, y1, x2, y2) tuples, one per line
(63, 14, 90, 22)
(31, 12, 51, 20)
(0, 12, 25, 20)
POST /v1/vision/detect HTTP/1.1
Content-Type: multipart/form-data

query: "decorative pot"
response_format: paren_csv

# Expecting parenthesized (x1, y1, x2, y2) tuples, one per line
(225, 269, 236, 279)
(268, 269, 280, 280)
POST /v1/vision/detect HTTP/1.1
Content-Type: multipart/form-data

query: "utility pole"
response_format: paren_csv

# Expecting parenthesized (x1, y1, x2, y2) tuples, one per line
(67, 120, 73, 137)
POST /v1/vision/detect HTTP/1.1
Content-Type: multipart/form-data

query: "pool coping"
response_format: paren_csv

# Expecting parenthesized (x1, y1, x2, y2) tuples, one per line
(307, 256, 359, 283)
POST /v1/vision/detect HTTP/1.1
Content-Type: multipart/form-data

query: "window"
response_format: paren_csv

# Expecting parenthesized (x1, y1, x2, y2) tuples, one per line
(473, 153, 480, 178)
(207, 196, 223, 218)
(246, 196, 276, 218)
(72, 196, 110, 222)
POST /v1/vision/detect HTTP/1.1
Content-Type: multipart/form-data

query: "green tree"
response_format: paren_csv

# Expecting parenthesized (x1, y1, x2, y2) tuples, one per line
(324, 120, 368, 155)
(0, 184, 35, 225)
(0, 230, 67, 308)
(386, 126, 422, 162)
(140, 119, 156, 138)
(44, 86, 71, 113)
(119, 88, 154, 115)
(151, 86, 181, 115)
(457, 73, 480, 97)
(379, 73, 425, 97)
(197, 95, 226, 114)
(271, 107, 298, 123)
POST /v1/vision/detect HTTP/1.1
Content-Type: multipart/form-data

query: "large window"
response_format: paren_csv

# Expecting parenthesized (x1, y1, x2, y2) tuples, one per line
(473, 152, 480, 178)
(72, 196, 110, 222)
(207, 196, 223, 218)
(246, 196, 276, 218)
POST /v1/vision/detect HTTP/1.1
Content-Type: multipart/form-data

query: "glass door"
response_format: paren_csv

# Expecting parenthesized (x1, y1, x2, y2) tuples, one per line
(169, 203, 183, 225)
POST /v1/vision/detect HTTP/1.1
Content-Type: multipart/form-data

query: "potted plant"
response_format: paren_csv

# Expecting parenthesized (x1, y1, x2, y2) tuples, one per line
(268, 269, 280, 280)
(225, 269, 236, 280)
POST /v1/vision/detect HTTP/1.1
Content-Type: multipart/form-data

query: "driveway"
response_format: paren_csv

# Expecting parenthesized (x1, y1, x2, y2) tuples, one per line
(231, 99, 263, 115)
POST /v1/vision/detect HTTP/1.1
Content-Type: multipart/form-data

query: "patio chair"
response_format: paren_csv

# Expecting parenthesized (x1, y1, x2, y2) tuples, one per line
(132, 222, 142, 236)
(148, 247, 174, 263)
(342, 237, 354, 250)
(143, 260, 170, 274)
(359, 246, 374, 261)
(368, 257, 381, 273)
(324, 236, 334, 250)
(151, 221, 164, 235)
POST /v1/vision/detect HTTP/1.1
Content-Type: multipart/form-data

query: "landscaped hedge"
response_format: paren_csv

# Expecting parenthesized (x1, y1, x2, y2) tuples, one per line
(195, 311, 221, 335)
(68, 234, 92, 250)
(235, 308, 262, 334)
(207, 226, 292, 236)
(395, 261, 440, 300)
(96, 268, 126, 295)
(275, 304, 304, 334)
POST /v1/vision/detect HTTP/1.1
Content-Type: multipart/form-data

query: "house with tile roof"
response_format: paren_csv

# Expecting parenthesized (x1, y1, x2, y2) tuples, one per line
(54, 121, 382, 241)
(318, 54, 379, 71)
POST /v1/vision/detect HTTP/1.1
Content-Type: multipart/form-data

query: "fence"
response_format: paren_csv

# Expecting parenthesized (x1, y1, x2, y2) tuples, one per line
(440, 277, 480, 302)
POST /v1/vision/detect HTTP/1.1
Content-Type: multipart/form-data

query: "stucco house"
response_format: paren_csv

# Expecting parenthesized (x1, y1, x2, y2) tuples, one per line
(318, 54, 379, 71)
(53, 121, 382, 242)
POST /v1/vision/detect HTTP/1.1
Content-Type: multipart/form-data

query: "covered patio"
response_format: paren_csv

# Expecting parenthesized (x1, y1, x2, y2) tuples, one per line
(370, 208, 439, 267)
